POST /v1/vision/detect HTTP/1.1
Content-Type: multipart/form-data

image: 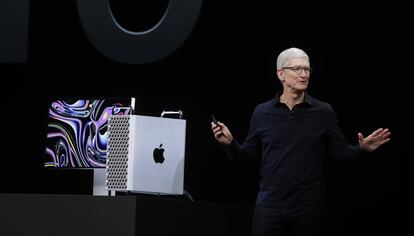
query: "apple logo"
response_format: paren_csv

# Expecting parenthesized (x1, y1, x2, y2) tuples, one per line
(153, 143, 165, 164)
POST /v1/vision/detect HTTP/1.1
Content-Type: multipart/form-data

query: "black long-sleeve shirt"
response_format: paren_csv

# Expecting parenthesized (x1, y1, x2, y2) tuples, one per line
(226, 92, 360, 208)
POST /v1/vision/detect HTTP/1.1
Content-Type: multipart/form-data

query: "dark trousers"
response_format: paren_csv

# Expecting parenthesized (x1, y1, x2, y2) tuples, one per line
(252, 205, 327, 236)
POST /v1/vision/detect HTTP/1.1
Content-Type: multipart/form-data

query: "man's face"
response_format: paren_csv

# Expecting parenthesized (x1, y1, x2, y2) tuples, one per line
(277, 58, 311, 92)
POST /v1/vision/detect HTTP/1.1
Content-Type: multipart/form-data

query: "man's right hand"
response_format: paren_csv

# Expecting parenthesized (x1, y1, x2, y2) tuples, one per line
(211, 121, 233, 145)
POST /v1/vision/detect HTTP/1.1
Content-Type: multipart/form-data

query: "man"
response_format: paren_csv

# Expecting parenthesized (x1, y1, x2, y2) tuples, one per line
(211, 47, 390, 236)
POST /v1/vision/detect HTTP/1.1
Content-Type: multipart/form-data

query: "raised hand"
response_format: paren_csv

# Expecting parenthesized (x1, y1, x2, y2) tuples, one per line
(358, 128, 391, 152)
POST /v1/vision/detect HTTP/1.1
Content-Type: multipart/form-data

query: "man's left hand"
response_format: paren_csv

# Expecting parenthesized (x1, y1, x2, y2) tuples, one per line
(358, 128, 391, 152)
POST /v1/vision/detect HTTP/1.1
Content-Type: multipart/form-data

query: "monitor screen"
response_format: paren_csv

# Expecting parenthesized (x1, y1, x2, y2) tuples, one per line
(44, 98, 135, 168)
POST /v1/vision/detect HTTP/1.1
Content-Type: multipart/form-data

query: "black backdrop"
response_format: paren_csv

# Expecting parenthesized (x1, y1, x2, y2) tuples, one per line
(1, 1, 406, 235)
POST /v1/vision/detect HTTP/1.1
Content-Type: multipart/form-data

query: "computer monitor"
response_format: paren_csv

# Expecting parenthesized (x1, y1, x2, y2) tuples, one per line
(44, 98, 135, 168)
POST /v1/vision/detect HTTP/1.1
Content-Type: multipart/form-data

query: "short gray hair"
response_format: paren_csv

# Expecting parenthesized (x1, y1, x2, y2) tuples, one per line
(276, 48, 309, 69)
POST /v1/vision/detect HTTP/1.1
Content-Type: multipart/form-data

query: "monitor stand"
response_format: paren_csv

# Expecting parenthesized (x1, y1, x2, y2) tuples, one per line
(93, 168, 108, 196)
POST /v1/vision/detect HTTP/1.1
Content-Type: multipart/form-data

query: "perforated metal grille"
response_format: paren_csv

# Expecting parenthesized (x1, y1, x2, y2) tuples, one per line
(106, 115, 130, 190)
